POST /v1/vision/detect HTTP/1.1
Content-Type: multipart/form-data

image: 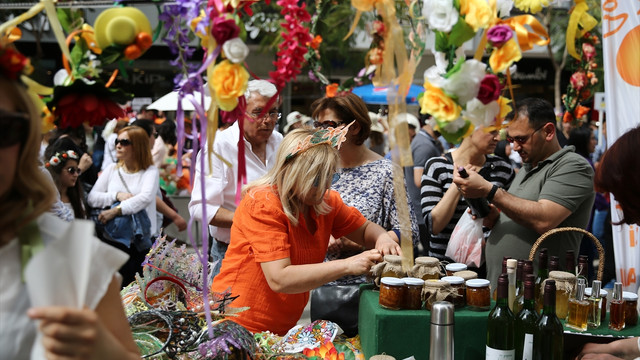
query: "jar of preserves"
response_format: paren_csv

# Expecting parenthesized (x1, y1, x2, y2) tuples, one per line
(445, 263, 467, 276)
(623, 291, 638, 327)
(453, 270, 478, 282)
(441, 276, 465, 308)
(545, 271, 576, 320)
(410, 256, 442, 280)
(380, 255, 406, 278)
(379, 277, 405, 310)
(402, 277, 425, 310)
(466, 279, 491, 311)
(423, 280, 457, 310)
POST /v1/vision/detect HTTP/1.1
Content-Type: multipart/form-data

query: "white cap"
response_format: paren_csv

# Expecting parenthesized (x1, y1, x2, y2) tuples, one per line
(284, 111, 310, 133)
(395, 113, 420, 129)
(369, 111, 384, 133)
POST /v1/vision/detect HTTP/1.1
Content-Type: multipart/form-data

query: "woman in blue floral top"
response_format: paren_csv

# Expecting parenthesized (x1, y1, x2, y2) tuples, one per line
(308, 93, 418, 335)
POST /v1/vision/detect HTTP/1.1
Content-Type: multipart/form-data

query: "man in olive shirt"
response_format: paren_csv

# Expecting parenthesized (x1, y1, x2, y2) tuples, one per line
(453, 98, 595, 289)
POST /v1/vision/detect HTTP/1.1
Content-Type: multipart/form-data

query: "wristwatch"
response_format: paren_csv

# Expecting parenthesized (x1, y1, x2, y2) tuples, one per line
(487, 184, 499, 202)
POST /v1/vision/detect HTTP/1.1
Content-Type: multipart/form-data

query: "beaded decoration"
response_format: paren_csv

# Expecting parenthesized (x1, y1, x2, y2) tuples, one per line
(285, 120, 354, 161)
(44, 150, 79, 168)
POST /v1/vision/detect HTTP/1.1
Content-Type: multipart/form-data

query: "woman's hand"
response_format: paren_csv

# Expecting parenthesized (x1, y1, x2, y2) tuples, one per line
(116, 192, 134, 202)
(78, 153, 93, 173)
(345, 249, 383, 276)
(375, 235, 402, 256)
(172, 213, 187, 231)
(327, 235, 343, 254)
(28, 306, 107, 359)
(98, 208, 118, 224)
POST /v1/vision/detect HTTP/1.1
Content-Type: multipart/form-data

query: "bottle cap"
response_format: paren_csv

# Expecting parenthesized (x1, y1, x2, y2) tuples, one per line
(613, 282, 623, 300)
(445, 263, 467, 272)
(575, 281, 586, 300)
(402, 277, 425, 286)
(591, 280, 602, 297)
(466, 279, 490, 288)
(431, 301, 455, 325)
(441, 276, 464, 285)
(623, 291, 638, 301)
(380, 277, 404, 286)
(506, 259, 517, 273)
(523, 260, 534, 276)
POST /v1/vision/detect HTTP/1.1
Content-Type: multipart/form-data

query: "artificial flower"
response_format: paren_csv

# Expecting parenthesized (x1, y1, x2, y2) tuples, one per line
(463, 98, 500, 128)
(419, 81, 461, 122)
(440, 116, 468, 134)
(442, 59, 487, 104)
(0, 45, 32, 80)
(325, 83, 339, 98)
(513, 0, 550, 14)
(460, 0, 492, 32)
(570, 71, 587, 91)
(477, 74, 502, 105)
(496, 0, 514, 18)
(372, 20, 386, 35)
(211, 60, 249, 111)
(79, 24, 102, 55)
(210, 16, 240, 45)
(432, 46, 465, 73)
(486, 25, 513, 48)
(574, 104, 590, 119)
(563, 111, 573, 123)
(368, 48, 384, 65)
(424, 66, 445, 88)
(308, 35, 322, 50)
(489, 38, 522, 73)
(496, 96, 512, 121)
(191, 10, 211, 48)
(422, 0, 459, 33)
(222, 37, 249, 63)
(582, 42, 596, 61)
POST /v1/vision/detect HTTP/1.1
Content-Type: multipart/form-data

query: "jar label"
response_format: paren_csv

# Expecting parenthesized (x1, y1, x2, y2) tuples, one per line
(486, 346, 515, 360)
(522, 333, 534, 360)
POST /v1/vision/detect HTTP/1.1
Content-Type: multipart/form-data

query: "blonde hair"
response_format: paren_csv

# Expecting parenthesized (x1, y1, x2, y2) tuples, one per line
(244, 128, 339, 225)
(0, 76, 55, 233)
(117, 125, 153, 172)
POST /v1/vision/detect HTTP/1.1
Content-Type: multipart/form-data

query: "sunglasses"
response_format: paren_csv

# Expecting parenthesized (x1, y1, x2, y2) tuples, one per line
(506, 124, 546, 145)
(313, 120, 343, 129)
(65, 166, 81, 175)
(115, 138, 132, 146)
(0, 110, 29, 148)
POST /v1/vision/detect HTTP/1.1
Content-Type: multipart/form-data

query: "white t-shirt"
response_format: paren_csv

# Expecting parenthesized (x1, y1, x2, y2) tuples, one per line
(0, 213, 127, 360)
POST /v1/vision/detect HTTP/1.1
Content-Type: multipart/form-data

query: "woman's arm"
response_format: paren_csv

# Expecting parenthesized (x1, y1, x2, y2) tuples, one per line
(87, 165, 118, 208)
(577, 338, 640, 360)
(343, 220, 402, 256)
(119, 167, 159, 215)
(28, 276, 140, 360)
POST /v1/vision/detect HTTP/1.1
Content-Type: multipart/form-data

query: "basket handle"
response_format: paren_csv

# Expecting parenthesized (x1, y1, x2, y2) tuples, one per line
(528, 227, 605, 282)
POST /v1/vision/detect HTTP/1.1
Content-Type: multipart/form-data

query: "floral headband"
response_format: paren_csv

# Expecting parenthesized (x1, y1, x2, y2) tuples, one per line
(0, 43, 32, 81)
(45, 150, 79, 168)
(285, 121, 355, 161)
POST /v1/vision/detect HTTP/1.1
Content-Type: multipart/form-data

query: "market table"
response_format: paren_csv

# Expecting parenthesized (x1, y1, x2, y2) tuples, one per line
(358, 285, 638, 360)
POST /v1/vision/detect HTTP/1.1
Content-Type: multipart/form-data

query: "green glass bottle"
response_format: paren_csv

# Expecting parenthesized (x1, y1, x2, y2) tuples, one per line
(486, 274, 515, 359)
(533, 280, 563, 360)
(515, 274, 539, 360)
(534, 249, 549, 313)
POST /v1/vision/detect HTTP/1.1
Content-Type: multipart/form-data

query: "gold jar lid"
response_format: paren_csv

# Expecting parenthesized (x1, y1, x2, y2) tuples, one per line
(415, 256, 440, 266)
(383, 254, 403, 264)
(453, 270, 478, 280)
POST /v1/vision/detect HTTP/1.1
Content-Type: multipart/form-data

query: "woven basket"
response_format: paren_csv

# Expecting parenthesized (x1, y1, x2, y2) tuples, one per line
(528, 227, 605, 281)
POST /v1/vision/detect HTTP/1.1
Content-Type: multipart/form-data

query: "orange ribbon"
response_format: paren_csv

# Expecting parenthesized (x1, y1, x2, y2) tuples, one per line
(566, 0, 597, 60)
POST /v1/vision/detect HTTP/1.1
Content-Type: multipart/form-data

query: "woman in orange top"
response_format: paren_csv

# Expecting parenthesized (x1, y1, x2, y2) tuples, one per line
(211, 127, 402, 335)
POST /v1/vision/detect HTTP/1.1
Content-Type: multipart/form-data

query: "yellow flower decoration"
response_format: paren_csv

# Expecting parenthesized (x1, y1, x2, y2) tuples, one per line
(460, 0, 492, 32)
(496, 96, 512, 121)
(211, 60, 249, 111)
(514, 0, 550, 14)
(419, 81, 461, 122)
(79, 24, 101, 55)
(190, 10, 211, 49)
(489, 38, 522, 74)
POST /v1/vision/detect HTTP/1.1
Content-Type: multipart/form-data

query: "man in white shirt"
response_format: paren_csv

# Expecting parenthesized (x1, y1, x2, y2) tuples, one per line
(189, 80, 283, 276)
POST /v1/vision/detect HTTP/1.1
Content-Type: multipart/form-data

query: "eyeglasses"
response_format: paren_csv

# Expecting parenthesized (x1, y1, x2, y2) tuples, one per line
(246, 111, 281, 121)
(0, 110, 29, 148)
(65, 166, 81, 175)
(313, 120, 343, 129)
(115, 138, 132, 146)
(506, 124, 547, 145)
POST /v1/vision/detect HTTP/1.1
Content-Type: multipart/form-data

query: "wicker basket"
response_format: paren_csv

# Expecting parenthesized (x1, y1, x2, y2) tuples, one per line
(528, 227, 605, 281)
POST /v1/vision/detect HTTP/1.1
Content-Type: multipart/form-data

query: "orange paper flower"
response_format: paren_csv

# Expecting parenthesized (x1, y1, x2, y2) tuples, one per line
(489, 38, 522, 74)
(308, 35, 323, 50)
(325, 83, 339, 98)
(419, 81, 461, 122)
(211, 60, 249, 111)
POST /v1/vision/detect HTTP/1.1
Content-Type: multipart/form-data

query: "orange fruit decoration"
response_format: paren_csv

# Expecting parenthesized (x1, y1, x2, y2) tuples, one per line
(124, 44, 142, 60)
(136, 32, 153, 50)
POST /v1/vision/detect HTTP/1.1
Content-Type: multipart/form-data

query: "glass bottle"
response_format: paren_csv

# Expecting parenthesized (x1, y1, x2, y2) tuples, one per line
(623, 291, 638, 327)
(533, 280, 563, 360)
(567, 278, 589, 331)
(549, 256, 559, 272)
(457, 166, 491, 218)
(609, 282, 625, 331)
(566, 250, 576, 274)
(577, 255, 589, 282)
(494, 256, 511, 300)
(517, 261, 534, 313)
(507, 259, 517, 312)
(515, 274, 538, 360)
(486, 274, 515, 360)
(587, 280, 602, 328)
(534, 249, 549, 313)
(514, 259, 525, 313)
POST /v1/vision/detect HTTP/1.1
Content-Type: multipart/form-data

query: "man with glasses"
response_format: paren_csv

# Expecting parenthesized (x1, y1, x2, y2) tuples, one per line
(453, 98, 595, 290)
(189, 79, 283, 276)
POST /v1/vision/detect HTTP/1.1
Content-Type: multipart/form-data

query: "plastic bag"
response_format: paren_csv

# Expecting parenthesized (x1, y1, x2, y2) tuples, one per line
(445, 209, 484, 267)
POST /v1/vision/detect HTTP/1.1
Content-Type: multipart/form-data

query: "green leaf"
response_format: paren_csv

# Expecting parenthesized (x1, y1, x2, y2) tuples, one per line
(443, 57, 464, 79)
(435, 118, 471, 145)
(334, 343, 356, 360)
(434, 31, 450, 53)
(98, 46, 123, 65)
(69, 40, 85, 69)
(449, 18, 475, 47)
(56, 8, 72, 33)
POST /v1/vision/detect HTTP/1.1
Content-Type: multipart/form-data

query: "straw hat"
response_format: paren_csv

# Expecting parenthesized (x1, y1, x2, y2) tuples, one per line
(94, 7, 152, 49)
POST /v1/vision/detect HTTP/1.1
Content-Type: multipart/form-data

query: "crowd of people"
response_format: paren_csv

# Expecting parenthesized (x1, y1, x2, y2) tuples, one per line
(2, 46, 638, 358)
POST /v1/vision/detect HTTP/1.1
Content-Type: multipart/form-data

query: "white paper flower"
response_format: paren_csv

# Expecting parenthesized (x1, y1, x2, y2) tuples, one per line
(222, 38, 249, 64)
(442, 59, 487, 104)
(432, 47, 466, 74)
(463, 98, 501, 128)
(496, 0, 514, 18)
(441, 117, 467, 133)
(423, 0, 459, 33)
(424, 66, 445, 88)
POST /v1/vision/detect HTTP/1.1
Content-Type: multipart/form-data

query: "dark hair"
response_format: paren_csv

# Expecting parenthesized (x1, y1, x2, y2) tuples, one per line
(310, 92, 371, 145)
(511, 98, 556, 130)
(130, 119, 154, 138)
(46, 138, 87, 219)
(48, 126, 88, 154)
(494, 140, 510, 163)
(567, 125, 593, 158)
(594, 126, 640, 225)
(157, 120, 177, 146)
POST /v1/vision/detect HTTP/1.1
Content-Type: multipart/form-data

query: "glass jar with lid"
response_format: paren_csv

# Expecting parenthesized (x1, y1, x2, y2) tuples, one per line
(371, 255, 406, 285)
(466, 279, 491, 311)
(445, 263, 467, 276)
(423, 280, 457, 310)
(544, 271, 576, 320)
(441, 276, 465, 308)
(623, 291, 638, 327)
(410, 256, 442, 281)
(453, 270, 478, 282)
(402, 277, 425, 310)
(379, 277, 405, 310)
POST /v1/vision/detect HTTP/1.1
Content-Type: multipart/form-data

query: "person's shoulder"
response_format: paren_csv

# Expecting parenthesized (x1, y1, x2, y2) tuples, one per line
(425, 155, 449, 168)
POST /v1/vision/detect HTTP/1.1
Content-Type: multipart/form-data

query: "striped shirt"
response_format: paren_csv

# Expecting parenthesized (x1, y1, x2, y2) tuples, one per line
(420, 154, 514, 260)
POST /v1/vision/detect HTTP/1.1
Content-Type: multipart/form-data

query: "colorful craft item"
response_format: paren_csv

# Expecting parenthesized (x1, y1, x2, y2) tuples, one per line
(45, 150, 79, 168)
(0, 43, 32, 80)
(93, 7, 153, 60)
(285, 121, 354, 161)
